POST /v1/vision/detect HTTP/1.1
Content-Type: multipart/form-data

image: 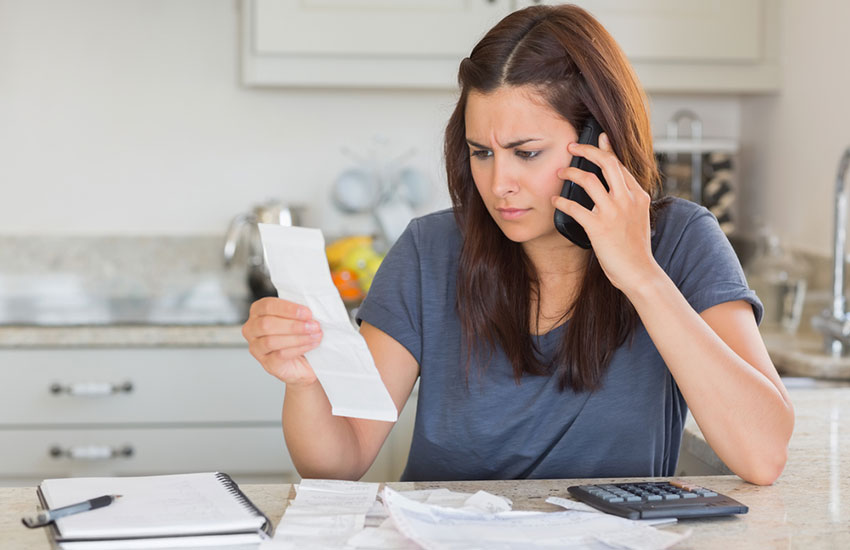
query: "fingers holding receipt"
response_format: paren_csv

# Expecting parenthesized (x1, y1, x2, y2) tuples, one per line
(257, 223, 398, 422)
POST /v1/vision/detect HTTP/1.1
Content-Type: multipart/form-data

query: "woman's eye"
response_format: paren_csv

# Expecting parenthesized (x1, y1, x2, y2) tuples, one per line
(516, 150, 541, 160)
(470, 149, 492, 159)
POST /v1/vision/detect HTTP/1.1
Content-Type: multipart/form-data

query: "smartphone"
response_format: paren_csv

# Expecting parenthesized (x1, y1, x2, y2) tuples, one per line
(553, 117, 609, 249)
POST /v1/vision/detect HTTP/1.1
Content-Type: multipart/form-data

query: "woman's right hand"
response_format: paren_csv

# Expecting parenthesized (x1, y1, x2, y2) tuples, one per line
(242, 297, 323, 386)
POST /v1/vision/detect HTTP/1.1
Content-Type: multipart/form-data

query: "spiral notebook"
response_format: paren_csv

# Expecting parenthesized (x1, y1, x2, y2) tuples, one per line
(37, 472, 272, 549)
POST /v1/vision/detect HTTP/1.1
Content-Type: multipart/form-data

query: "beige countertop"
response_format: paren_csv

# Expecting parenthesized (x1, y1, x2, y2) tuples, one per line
(3, 387, 849, 549)
(0, 325, 247, 348)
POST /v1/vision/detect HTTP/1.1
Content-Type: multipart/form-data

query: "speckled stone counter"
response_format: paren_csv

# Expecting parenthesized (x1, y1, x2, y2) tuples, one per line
(3, 387, 849, 549)
(0, 324, 247, 348)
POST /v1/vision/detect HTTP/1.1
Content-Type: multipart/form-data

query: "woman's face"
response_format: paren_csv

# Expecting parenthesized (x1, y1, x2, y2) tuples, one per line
(465, 85, 579, 247)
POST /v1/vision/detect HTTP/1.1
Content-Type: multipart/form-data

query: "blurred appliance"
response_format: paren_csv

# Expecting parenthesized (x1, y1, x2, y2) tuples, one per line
(223, 200, 304, 300)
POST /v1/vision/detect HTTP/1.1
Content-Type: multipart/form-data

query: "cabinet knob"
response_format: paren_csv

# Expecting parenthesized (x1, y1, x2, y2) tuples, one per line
(49, 381, 134, 397)
(48, 445, 134, 460)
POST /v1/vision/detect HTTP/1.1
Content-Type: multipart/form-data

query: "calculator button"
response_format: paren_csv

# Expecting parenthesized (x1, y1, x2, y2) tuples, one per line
(624, 495, 642, 502)
(698, 491, 718, 497)
(662, 493, 681, 500)
(603, 496, 625, 503)
(681, 492, 699, 499)
(645, 494, 662, 501)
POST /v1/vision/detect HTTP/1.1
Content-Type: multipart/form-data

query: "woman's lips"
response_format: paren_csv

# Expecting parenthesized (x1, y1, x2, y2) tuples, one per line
(496, 207, 530, 220)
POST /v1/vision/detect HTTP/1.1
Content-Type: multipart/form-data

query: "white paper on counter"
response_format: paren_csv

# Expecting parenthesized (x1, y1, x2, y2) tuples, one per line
(265, 481, 527, 550)
(270, 479, 382, 548)
(258, 223, 398, 422)
(545, 497, 679, 527)
(382, 487, 690, 550)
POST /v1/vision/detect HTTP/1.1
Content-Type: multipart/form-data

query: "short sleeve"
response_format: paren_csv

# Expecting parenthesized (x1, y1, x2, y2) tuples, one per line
(662, 206, 764, 324)
(355, 221, 423, 364)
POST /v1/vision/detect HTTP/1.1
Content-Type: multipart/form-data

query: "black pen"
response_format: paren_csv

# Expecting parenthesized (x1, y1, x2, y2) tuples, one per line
(22, 494, 122, 528)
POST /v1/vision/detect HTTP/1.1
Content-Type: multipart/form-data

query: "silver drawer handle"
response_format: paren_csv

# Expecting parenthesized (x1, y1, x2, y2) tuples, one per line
(49, 381, 133, 397)
(49, 445, 134, 460)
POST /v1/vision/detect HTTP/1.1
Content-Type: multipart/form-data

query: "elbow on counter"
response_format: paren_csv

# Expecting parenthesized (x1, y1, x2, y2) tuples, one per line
(738, 401, 796, 486)
(738, 445, 788, 486)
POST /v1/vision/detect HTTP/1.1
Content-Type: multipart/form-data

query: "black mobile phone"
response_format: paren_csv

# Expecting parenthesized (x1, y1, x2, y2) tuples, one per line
(553, 117, 609, 249)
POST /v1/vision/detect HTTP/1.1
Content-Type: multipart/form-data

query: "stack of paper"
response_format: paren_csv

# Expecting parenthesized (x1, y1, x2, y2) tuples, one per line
(262, 480, 688, 550)
(259, 224, 398, 422)
(383, 487, 690, 550)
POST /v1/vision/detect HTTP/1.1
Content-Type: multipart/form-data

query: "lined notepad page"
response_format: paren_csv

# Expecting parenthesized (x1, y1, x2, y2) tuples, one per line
(41, 473, 266, 539)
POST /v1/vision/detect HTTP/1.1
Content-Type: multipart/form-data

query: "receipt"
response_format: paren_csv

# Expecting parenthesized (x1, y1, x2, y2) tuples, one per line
(258, 224, 398, 422)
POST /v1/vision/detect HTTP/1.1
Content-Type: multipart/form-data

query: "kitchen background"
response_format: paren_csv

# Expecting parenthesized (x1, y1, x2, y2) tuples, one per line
(1, 0, 848, 486)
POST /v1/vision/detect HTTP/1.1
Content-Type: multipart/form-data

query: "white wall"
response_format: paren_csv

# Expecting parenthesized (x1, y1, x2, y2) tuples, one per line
(740, 0, 850, 257)
(0, 0, 744, 238)
(0, 0, 457, 237)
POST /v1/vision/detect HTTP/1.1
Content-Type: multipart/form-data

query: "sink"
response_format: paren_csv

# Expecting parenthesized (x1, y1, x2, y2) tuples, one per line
(762, 330, 850, 381)
(0, 295, 251, 326)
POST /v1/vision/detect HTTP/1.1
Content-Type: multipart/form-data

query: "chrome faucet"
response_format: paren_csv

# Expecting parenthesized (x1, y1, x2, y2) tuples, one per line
(813, 146, 850, 356)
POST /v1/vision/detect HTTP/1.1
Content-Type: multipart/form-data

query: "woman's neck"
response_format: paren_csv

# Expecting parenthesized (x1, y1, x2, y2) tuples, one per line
(522, 235, 590, 334)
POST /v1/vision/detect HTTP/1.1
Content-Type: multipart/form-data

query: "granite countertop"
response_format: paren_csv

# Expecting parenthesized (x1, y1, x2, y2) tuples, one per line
(3, 387, 850, 549)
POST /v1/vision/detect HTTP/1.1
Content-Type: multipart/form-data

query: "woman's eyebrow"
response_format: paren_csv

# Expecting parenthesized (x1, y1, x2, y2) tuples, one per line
(466, 138, 542, 149)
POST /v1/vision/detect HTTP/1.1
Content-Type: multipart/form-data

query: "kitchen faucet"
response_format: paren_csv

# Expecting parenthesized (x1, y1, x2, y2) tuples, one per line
(812, 146, 850, 356)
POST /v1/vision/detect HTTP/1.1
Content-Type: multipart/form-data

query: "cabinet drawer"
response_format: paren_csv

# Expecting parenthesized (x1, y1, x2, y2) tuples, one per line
(0, 349, 284, 425)
(0, 426, 294, 478)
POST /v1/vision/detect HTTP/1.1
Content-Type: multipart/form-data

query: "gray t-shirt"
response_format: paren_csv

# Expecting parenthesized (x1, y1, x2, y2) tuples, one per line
(356, 197, 762, 482)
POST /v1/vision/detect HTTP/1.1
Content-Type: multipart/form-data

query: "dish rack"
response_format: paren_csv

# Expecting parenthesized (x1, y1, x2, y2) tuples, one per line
(654, 109, 740, 234)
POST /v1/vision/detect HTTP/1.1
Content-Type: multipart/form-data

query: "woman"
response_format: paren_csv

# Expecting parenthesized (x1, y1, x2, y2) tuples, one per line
(242, 4, 794, 485)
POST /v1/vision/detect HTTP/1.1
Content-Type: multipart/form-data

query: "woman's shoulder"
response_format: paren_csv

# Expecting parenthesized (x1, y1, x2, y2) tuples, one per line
(651, 196, 715, 246)
(652, 195, 737, 271)
(653, 196, 707, 228)
(405, 208, 462, 249)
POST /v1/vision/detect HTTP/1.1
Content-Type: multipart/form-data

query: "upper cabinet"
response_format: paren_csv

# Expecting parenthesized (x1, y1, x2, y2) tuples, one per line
(241, 0, 779, 93)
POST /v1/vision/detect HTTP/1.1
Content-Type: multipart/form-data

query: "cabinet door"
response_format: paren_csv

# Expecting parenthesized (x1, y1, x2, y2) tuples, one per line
(0, 348, 283, 425)
(517, 0, 761, 61)
(0, 426, 294, 479)
(515, 0, 778, 92)
(242, 0, 513, 88)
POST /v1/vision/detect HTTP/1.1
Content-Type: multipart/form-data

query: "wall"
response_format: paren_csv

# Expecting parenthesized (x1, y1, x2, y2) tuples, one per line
(740, 0, 850, 257)
(0, 0, 742, 239)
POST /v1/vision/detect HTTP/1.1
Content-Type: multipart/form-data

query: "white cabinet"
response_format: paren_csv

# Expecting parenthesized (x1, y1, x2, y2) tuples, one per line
(0, 348, 414, 486)
(517, 0, 779, 93)
(241, 0, 513, 88)
(242, 0, 778, 93)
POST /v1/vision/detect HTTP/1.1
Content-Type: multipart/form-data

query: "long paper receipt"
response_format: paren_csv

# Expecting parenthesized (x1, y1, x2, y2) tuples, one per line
(259, 223, 398, 422)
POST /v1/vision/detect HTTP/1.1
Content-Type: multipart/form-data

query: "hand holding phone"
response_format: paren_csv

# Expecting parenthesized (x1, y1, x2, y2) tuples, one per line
(553, 117, 609, 249)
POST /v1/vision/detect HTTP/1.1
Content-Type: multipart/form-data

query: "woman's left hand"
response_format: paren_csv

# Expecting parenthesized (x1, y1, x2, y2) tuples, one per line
(551, 133, 662, 294)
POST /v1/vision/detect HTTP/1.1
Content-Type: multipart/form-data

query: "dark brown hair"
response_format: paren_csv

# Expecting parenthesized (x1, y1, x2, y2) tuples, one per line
(446, 4, 662, 392)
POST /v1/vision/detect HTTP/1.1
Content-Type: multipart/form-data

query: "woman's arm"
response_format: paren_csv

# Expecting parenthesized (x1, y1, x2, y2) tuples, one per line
(553, 134, 793, 485)
(625, 278, 793, 485)
(283, 321, 419, 480)
(244, 297, 419, 480)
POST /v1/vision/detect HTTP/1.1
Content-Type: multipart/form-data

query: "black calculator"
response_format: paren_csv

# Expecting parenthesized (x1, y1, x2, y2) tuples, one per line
(567, 480, 748, 520)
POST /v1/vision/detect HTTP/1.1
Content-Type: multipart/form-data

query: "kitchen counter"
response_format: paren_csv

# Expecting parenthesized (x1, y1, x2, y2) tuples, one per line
(3, 387, 849, 548)
(0, 324, 247, 348)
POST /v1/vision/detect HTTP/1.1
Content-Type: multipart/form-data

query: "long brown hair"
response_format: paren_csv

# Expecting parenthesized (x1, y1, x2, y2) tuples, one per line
(446, 4, 662, 392)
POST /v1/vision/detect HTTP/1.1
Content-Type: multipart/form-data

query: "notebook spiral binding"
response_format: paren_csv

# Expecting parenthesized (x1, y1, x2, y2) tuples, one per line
(215, 472, 274, 537)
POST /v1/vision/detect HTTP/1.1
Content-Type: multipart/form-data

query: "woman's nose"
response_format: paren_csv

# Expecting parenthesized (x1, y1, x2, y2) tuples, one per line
(491, 155, 519, 197)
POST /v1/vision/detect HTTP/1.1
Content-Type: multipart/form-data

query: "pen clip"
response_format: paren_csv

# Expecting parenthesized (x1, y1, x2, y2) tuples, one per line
(21, 511, 52, 529)
(22, 494, 121, 529)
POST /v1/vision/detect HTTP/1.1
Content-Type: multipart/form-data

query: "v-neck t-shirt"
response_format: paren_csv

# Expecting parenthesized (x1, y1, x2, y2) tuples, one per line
(356, 197, 762, 481)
